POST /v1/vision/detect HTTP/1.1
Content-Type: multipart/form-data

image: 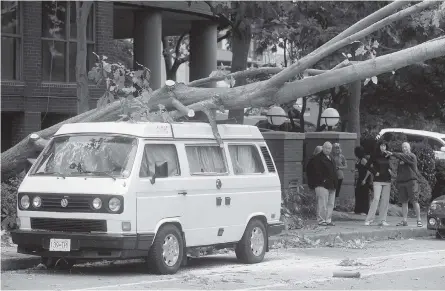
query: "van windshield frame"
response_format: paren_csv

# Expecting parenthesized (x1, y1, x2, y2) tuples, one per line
(30, 134, 139, 179)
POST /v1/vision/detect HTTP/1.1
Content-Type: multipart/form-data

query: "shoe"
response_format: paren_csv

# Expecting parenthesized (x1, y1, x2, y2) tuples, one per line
(396, 221, 408, 227)
(364, 220, 373, 226)
(379, 221, 390, 226)
(318, 221, 327, 226)
(326, 222, 335, 226)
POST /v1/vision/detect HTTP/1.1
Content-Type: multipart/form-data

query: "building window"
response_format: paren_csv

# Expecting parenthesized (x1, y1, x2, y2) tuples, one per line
(1, 1, 22, 80)
(41, 1, 95, 83)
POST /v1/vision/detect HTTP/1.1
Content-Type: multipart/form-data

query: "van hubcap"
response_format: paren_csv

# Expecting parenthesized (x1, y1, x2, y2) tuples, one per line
(250, 227, 264, 256)
(162, 234, 179, 267)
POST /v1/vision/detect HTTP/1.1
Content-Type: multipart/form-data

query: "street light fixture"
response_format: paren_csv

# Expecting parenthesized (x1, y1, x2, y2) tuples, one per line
(320, 108, 340, 131)
(266, 106, 287, 126)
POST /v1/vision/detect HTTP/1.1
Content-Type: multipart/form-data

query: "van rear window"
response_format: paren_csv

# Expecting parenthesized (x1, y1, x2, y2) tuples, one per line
(185, 145, 227, 175)
(228, 145, 265, 174)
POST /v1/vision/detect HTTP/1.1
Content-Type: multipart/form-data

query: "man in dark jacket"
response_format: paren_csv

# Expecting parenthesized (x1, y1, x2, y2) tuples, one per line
(312, 142, 338, 226)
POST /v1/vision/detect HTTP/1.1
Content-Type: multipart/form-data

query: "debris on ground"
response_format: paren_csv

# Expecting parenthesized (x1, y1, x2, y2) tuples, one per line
(332, 271, 361, 278)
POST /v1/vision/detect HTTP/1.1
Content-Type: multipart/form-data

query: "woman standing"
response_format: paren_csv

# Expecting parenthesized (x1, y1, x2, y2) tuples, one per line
(332, 143, 348, 199)
(354, 146, 370, 215)
(364, 141, 392, 226)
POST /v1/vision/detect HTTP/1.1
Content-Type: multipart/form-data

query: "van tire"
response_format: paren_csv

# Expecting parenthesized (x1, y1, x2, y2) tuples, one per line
(235, 219, 267, 264)
(148, 224, 184, 275)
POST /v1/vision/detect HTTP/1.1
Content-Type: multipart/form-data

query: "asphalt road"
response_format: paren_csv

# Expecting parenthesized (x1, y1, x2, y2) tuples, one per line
(2, 237, 444, 290)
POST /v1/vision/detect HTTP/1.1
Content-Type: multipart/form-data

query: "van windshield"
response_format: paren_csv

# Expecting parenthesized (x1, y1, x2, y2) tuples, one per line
(31, 134, 138, 178)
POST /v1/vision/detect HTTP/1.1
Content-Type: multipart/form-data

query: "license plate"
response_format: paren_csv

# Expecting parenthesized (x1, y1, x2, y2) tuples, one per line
(49, 239, 71, 252)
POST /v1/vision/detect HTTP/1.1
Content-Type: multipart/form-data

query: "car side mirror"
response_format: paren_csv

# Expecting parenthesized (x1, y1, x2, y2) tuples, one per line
(150, 162, 168, 185)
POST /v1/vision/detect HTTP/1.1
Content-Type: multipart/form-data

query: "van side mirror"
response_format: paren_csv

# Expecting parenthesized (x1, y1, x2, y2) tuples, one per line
(441, 146, 445, 152)
(150, 161, 168, 185)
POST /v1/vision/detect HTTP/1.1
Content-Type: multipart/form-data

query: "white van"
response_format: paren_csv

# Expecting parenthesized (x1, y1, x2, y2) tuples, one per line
(11, 122, 283, 274)
(376, 128, 445, 160)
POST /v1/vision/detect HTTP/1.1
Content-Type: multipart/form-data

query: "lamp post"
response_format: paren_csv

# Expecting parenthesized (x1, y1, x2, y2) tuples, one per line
(320, 108, 340, 131)
(266, 106, 287, 127)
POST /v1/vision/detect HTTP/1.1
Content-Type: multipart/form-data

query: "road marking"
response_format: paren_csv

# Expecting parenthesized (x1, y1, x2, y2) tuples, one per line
(70, 272, 223, 290)
(236, 283, 287, 290)
(362, 263, 445, 277)
(70, 278, 179, 290)
(357, 249, 445, 261)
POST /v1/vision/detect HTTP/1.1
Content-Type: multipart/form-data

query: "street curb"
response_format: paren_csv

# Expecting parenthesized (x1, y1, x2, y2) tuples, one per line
(1, 228, 434, 271)
(1, 256, 41, 271)
(269, 227, 435, 247)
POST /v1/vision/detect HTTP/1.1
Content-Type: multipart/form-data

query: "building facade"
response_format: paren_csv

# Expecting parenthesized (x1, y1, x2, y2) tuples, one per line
(1, 1, 220, 151)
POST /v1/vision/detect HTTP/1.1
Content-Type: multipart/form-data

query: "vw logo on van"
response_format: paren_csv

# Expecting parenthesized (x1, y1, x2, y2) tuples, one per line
(60, 198, 69, 208)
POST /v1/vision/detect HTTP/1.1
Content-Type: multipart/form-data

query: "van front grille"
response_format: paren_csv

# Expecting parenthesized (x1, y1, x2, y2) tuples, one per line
(30, 218, 107, 233)
(40, 195, 91, 212)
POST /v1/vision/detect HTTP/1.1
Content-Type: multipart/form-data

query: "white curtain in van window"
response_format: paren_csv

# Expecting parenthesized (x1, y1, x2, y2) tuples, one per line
(229, 145, 263, 174)
(186, 146, 226, 174)
(141, 144, 180, 177)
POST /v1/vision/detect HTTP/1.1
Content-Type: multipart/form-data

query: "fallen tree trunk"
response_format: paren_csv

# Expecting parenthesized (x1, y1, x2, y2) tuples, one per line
(1, 1, 443, 179)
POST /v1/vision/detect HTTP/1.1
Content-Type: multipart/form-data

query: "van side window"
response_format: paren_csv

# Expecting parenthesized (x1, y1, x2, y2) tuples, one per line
(139, 144, 180, 177)
(228, 145, 265, 174)
(185, 145, 227, 174)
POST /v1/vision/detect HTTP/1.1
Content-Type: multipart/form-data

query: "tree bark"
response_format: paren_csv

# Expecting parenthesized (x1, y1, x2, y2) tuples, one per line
(228, 2, 252, 124)
(347, 80, 362, 145)
(76, 2, 93, 114)
(300, 97, 307, 133)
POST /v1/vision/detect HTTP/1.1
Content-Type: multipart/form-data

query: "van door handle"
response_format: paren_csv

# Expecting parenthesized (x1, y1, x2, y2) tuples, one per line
(178, 191, 187, 195)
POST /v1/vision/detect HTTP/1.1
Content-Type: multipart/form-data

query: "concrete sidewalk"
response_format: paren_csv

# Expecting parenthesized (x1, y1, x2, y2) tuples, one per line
(269, 212, 435, 248)
(1, 213, 435, 271)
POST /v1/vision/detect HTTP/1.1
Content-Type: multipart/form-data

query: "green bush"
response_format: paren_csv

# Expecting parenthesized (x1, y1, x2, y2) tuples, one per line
(1, 174, 24, 230)
(281, 185, 316, 229)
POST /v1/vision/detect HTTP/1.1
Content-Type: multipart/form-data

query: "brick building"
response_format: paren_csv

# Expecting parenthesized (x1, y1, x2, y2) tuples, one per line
(1, 1, 220, 151)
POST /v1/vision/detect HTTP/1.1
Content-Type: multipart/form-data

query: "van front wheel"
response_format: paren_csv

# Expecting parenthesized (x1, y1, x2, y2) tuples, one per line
(235, 219, 267, 264)
(148, 224, 184, 275)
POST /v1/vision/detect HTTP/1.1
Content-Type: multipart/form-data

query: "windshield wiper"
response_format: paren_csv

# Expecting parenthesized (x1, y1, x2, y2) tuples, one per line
(82, 171, 116, 181)
(34, 172, 66, 179)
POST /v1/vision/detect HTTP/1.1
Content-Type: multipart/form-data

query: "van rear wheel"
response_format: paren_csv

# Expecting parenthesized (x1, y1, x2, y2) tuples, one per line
(235, 219, 267, 264)
(148, 224, 184, 275)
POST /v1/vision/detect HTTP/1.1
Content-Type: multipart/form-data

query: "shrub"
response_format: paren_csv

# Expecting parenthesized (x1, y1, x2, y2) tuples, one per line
(1, 174, 24, 230)
(281, 184, 316, 229)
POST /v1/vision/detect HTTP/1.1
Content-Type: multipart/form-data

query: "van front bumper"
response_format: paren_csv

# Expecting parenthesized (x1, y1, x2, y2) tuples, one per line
(10, 230, 155, 259)
(268, 222, 285, 236)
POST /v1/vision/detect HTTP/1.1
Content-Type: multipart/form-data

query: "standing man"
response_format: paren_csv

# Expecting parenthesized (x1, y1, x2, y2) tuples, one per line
(385, 142, 423, 227)
(312, 142, 338, 226)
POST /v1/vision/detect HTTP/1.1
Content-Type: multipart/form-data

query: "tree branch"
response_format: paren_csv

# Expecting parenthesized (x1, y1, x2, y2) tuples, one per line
(266, 0, 439, 89)
(175, 32, 188, 60)
(218, 30, 232, 43)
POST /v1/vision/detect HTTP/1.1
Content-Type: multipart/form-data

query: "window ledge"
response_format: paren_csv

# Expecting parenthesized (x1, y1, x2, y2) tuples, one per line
(41, 82, 102, 89)
(1, 80, 25, 86)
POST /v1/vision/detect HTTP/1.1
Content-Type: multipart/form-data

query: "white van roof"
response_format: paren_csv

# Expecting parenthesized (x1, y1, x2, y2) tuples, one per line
(55, 122, 264, 140)
(378, 128, 445, 139)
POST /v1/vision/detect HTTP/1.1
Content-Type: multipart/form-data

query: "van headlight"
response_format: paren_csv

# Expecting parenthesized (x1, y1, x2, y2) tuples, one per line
(20, 195, 30, 209)
(92, 198, 102, 210)
(32, 196, 42, 208)
(108, 197, 121, 212)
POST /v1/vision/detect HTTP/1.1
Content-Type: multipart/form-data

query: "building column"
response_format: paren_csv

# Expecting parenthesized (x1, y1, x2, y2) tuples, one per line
(133, 11, 162, 90)
(189, 21, 217, 86)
